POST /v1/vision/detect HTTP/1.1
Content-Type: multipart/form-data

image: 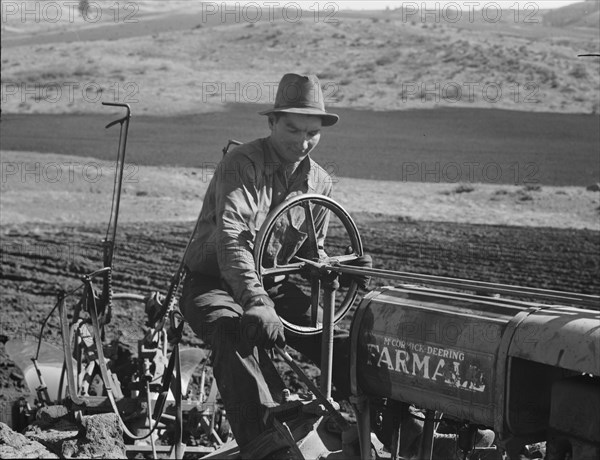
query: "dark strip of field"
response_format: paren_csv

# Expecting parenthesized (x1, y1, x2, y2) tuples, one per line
(1, 105, 598, 186)
(2, 217, 598, 312)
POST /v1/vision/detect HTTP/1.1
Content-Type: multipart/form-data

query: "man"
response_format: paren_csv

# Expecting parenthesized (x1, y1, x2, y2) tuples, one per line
(180, 73, 371, 454)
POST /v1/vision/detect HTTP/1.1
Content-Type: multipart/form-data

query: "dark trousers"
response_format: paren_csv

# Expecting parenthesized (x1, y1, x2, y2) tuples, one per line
(180, 272, 351, 448)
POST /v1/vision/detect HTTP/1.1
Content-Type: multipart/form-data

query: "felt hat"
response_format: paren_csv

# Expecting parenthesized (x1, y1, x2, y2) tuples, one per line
(259, 73, 339, 126)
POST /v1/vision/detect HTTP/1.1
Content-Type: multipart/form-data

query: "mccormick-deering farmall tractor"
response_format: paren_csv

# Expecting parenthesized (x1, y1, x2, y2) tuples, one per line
(7, 104, 599, 460)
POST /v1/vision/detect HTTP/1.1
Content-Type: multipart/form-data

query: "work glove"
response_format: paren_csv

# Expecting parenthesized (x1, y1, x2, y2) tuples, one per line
(241, 295, 285, 349)
(340, 254, 373, 290)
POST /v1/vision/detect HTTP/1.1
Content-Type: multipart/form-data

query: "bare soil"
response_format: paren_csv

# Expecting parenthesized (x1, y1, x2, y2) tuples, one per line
(2, 151, 599, 230)
(2, 216, 599, 407)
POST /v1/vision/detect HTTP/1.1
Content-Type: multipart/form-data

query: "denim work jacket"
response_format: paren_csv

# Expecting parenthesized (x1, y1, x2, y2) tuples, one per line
(184, 137, 333, 308)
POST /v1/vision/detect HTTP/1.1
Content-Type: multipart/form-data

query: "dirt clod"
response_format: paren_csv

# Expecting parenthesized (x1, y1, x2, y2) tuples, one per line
(586, 183, 600, 192)
(0, 422, 59, 459)
(61, 414, 127, 459)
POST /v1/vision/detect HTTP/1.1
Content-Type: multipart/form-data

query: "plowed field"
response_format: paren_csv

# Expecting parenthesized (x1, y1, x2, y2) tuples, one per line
(2, 215, 599, 408)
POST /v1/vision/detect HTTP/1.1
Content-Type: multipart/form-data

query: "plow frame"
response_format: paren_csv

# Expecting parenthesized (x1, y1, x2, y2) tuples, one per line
(23, 104, 227, 458)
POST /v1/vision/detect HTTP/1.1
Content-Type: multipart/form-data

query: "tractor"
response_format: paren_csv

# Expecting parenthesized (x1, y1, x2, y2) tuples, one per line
(6, 104, 599, 460)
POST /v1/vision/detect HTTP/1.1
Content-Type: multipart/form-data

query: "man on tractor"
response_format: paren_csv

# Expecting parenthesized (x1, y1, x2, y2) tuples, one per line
(180, 73, 372, 456)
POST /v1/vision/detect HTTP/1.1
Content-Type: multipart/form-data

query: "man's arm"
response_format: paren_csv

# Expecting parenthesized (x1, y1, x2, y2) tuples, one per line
(212, 153, 285, 348)
(213, 154, 268, 308)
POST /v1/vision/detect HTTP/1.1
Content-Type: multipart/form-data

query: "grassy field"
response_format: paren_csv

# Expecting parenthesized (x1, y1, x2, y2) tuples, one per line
(2, 2, 599, 116)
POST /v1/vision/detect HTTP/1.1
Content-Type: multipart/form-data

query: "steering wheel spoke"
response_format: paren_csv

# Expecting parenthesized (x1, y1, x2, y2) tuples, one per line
(260, 262, 306, 278)
(302, 200, 321, 260)
(328, 253, 360, 265)
(254, 194, 363, 335)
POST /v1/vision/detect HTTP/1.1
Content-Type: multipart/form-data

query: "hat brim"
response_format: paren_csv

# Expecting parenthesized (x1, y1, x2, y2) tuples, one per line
(259, 107, 339, 127)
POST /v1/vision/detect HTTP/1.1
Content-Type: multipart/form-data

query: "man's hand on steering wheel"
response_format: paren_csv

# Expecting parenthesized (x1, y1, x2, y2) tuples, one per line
(241, 295, 285, 349)
(341, 251, 373, 290)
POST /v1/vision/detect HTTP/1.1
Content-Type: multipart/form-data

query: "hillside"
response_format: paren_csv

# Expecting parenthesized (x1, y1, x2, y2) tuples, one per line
(1, 1, 599, 116)
(543, 0, 600, 28)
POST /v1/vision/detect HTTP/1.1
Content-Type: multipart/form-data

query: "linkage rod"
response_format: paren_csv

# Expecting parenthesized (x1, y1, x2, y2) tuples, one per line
(329, 263, 600, 309)
(102, 102, 131, 270)
(275, 347, 349, 432)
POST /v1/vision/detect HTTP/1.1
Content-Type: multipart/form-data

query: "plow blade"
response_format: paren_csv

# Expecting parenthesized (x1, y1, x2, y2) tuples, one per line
(5, 341, 208, 404)
(167, 347, 209, 399)
(5, 338, 76, 402)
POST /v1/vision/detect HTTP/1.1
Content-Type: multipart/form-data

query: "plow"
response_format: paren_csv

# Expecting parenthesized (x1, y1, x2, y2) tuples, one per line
(5, 104, 599, 459)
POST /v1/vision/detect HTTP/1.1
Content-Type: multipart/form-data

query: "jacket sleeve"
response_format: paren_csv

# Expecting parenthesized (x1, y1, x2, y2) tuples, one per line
(213, 154, 268, 309)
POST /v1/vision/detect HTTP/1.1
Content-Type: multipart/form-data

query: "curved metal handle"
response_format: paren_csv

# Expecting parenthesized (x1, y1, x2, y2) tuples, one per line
(102, 102, 131, 129)
(101, 102, 132, 278)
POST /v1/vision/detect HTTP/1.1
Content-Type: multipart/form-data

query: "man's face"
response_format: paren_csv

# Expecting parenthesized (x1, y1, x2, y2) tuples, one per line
(269, 113, 322, 164)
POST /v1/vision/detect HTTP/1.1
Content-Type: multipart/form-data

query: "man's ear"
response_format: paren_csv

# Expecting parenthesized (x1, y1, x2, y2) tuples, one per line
(268, 115, 275, 130)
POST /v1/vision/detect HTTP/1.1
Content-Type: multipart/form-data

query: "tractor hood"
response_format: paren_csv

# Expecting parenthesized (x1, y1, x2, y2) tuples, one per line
(507, 305, 600, 375)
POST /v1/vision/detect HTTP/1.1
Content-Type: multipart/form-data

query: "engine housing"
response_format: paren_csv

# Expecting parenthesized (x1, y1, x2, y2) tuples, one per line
(349, 285, 599, 451)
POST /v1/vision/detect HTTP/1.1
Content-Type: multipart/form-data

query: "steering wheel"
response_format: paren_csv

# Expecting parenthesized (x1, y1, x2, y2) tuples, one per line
(253, 193, 363, 335)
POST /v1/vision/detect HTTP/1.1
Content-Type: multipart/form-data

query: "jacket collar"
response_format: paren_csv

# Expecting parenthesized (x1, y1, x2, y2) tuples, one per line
(263, 137, 318, 191)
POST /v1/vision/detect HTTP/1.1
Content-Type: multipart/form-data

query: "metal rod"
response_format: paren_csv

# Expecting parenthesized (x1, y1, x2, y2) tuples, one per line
(319, 284, 336, 399)
(302, 201, 319, 259)
(86, 278, 159, 440)
(146, 380, 157, 459)
(125, 445, 213, 455)
(350, 395, 372, 460)
(57, 361, 66, 403)
(31, 358, 51, 405)
(102, 102, 131, 271)
(418, 409, 436, 460)
(100, 103, 131, 327)
(58, 293, 85, 406)
(199, 368, 206, 404)
(330, 263, 600, 308)
(310, 275, 321, 328)
(35, 285, 83, 363)
(174, 345, 185, 459)
(274, 347, 349, 432)
(390, 427, 400, 460)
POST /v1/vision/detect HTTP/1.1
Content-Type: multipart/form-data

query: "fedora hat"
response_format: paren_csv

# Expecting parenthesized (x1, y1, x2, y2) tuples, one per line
(259, 73, 339, 127)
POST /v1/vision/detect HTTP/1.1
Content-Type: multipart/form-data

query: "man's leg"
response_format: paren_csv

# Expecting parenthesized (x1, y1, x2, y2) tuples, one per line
(267, 279, 352, 399)
(180, 273, 286, 447)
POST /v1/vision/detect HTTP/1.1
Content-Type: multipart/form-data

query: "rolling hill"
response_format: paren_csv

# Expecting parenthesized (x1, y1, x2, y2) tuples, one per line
(1, 1, 599, 116)
(543, 0, 600, 28)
